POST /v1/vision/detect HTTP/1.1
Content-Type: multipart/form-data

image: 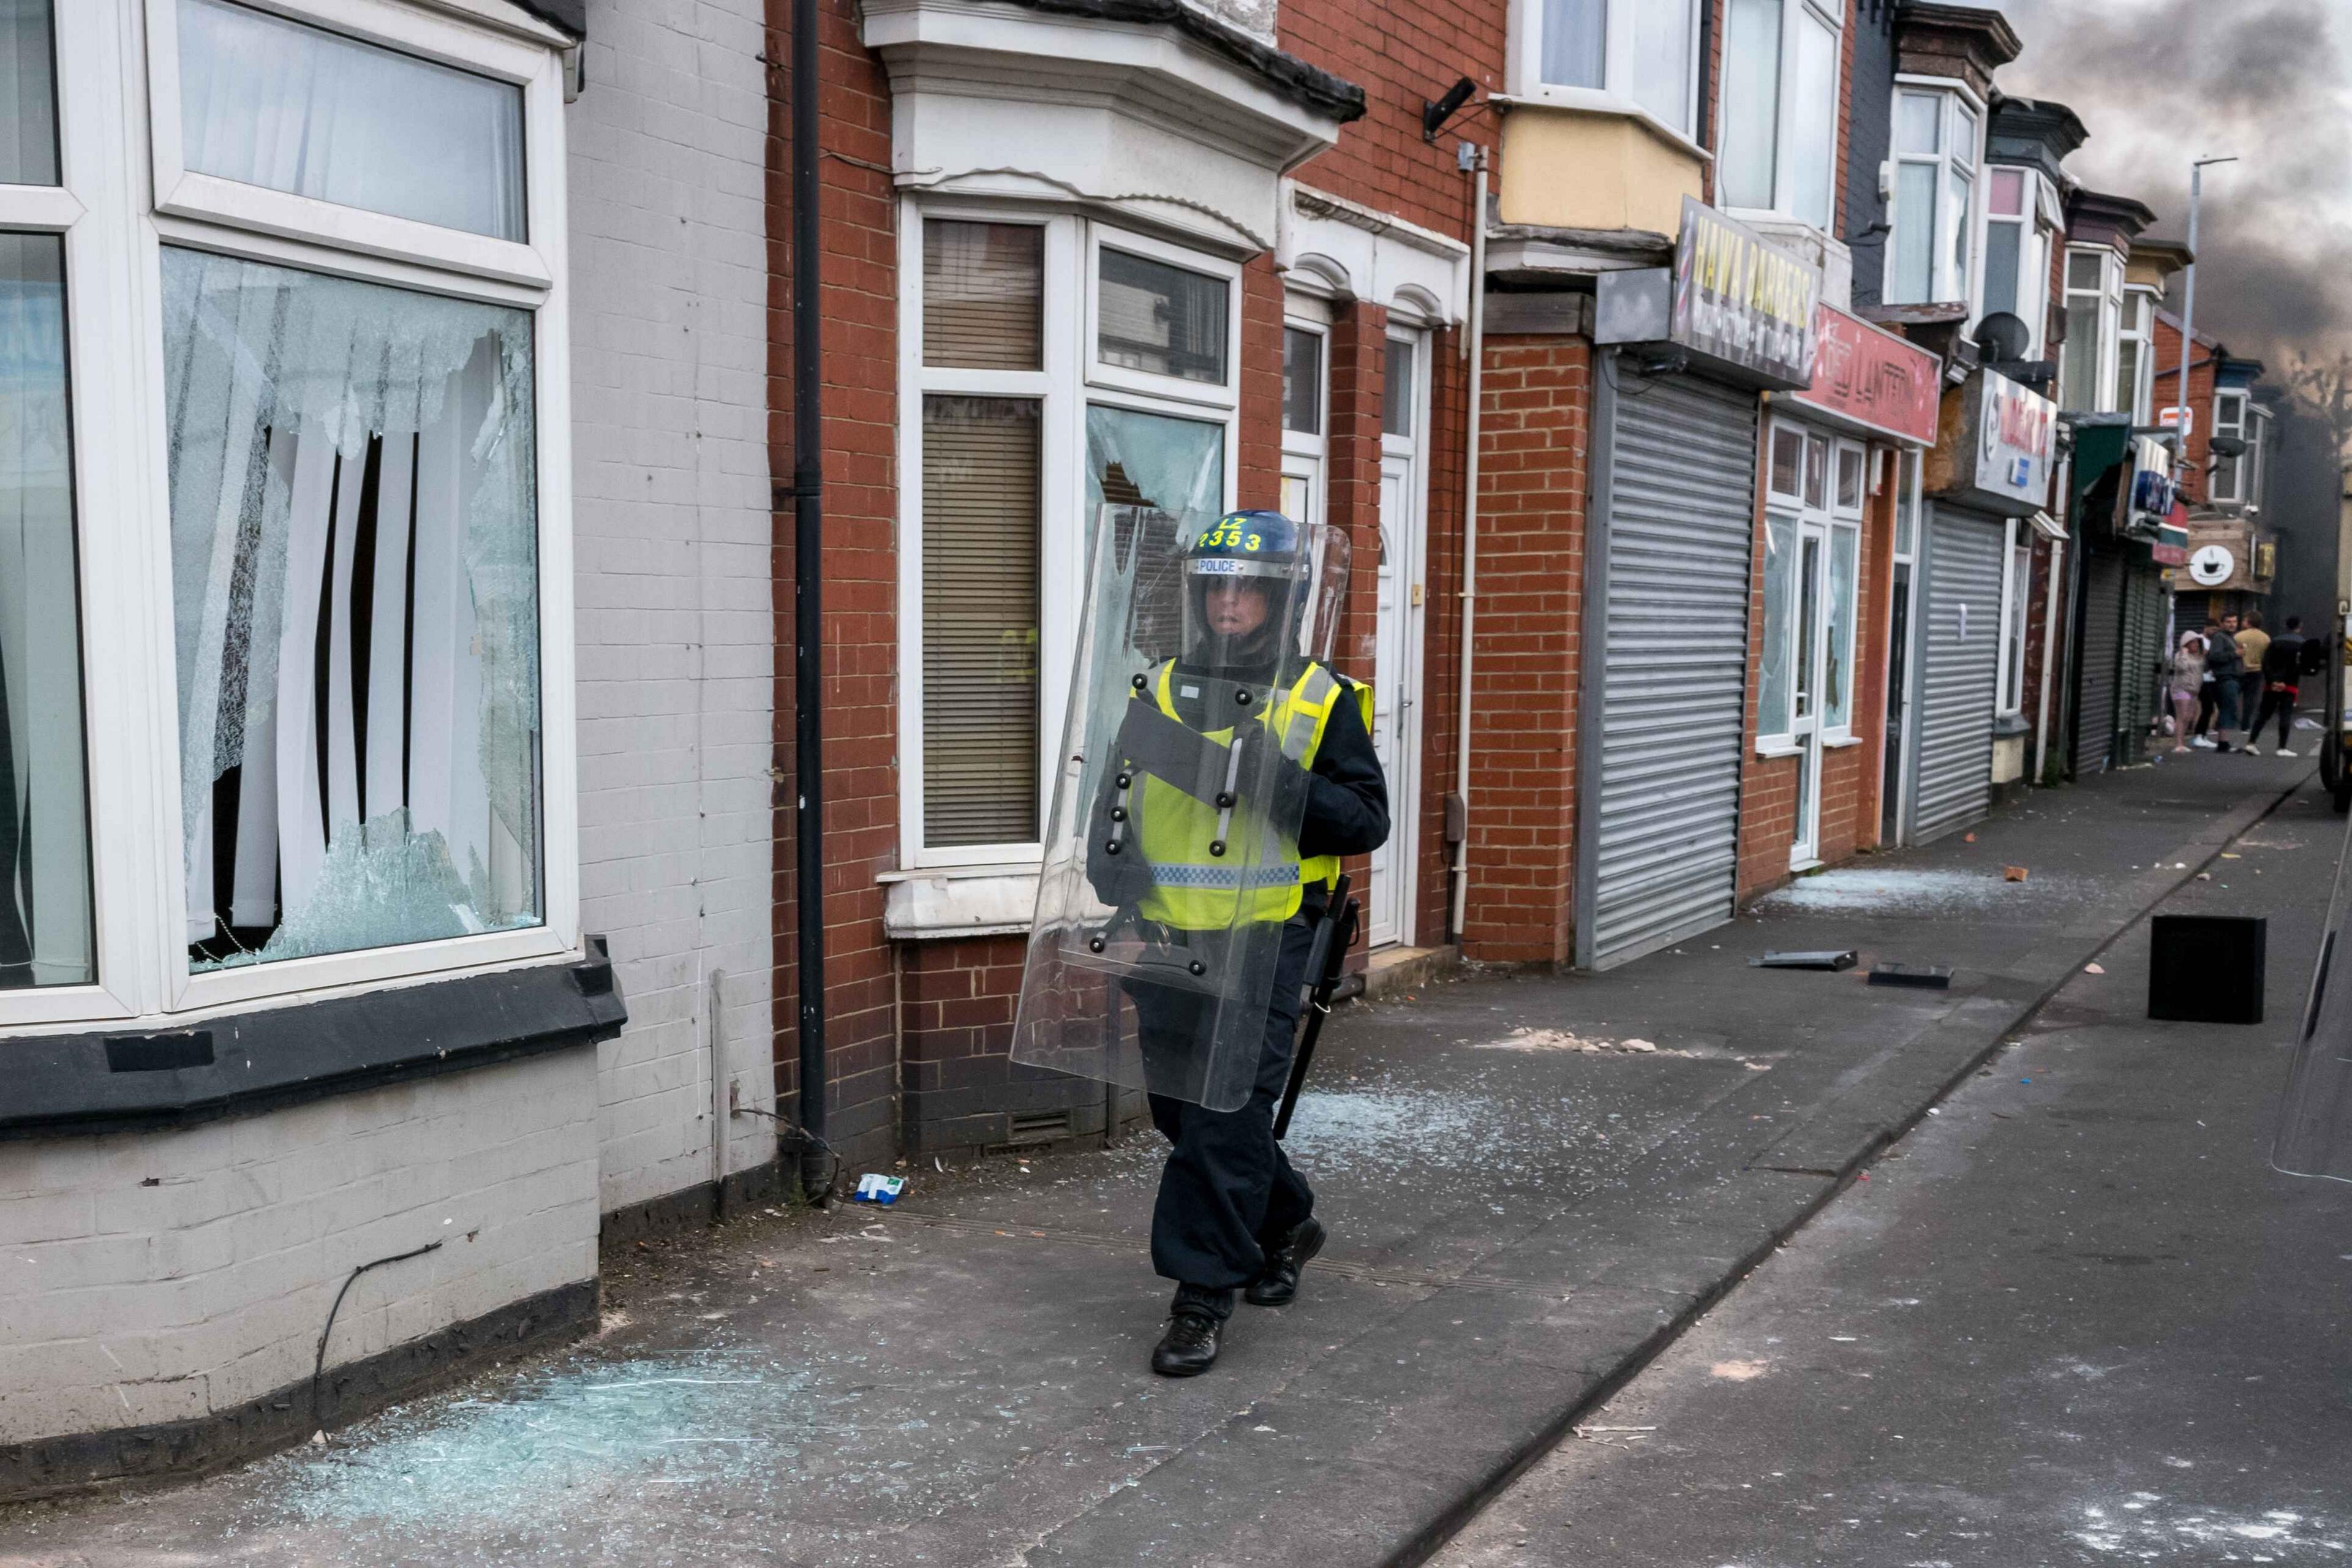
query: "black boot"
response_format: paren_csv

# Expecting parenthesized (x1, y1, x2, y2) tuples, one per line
(1244, 1216, 1327, 1306)
(1151, 1310, 1221, 1377)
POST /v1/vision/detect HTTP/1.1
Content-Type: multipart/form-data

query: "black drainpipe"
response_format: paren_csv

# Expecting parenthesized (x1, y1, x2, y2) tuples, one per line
(790, 0, 828, 1193)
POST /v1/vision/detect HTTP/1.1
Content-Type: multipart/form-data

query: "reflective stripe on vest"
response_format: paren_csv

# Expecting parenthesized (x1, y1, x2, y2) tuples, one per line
(1133, 660, 1360, 930)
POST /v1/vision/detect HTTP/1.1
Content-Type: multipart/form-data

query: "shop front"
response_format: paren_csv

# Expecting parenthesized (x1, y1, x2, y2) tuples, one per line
(1913, 368, 2057, 843)
(1583, 200, 1817, 965)
(1745, 303, 1940, 884)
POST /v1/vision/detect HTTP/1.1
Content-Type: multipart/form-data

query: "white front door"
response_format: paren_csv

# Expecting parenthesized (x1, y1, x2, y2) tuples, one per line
(1368, 331, 1428, 949)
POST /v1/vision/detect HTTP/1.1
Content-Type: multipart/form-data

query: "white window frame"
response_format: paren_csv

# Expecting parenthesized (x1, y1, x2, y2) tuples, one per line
(1280, 301, 1329, 532)
(2247, 404, 2272, 508)
(1718, 0, 1845, 234)
(141, 0, 555, 290)
(2211, 388, 2250, 505)
(1085, 223, 1246, 412)
(2060, 243, 2124, 415)
(2117, 286, 2157, 424)
(1757, 420, 1864, 755)
(1504, 0, 1706, 146)
(2, 0, 578, 1035)
(1979, 164, 2052, 353)
(1994, 517, 2030, 717)
(1883, 80, 1984, 310)
(897, 205, 1242, 872)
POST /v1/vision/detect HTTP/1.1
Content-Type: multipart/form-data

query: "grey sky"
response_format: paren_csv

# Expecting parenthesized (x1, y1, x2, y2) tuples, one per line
(1980, 0, 2352, 374)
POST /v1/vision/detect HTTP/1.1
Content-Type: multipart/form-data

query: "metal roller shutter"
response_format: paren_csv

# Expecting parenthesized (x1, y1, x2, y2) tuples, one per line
(2116, 564, 2166, 764)
(2073, 551, 2123, 776)
(1911, 504, 2006, 843)
(1578, 370, 1758, 970)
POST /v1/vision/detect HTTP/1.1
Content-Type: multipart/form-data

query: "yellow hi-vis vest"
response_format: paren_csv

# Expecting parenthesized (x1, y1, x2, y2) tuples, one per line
(1133, 659, 1371, 930)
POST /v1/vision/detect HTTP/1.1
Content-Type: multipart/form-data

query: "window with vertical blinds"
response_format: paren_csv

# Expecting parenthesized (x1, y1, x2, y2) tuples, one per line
(922, 396, 1041, 846)
(923, 221, 1041, 371)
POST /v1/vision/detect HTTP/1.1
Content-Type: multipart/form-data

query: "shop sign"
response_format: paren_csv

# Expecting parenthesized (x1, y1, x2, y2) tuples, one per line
(2128, 435, 2176, 535)
(1973, 371, 2056, 505)
(1792, 303, 1940, 444)
(2152, 522, 2190, 567)
(1669, 197, 1819, 390)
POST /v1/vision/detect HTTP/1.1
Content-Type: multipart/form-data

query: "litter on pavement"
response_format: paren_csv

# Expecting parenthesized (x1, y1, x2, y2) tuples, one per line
(851, 1174, 907, 1205)
(1749, 949, 1859, 971)
(1868, 963, 1953, 989)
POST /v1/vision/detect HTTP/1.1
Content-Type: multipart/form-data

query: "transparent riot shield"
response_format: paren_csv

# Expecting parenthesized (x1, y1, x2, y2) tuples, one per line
(2273, 809, 2352, 1181)
(1011, 506, 1352, 1111)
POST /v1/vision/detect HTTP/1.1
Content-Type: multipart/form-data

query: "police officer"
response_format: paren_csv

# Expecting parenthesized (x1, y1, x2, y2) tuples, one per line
(1087, 510, 1388, 1377)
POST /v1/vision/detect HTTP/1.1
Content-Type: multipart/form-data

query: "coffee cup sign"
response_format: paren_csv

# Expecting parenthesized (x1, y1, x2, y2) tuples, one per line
(2188, 544, 2235, 587)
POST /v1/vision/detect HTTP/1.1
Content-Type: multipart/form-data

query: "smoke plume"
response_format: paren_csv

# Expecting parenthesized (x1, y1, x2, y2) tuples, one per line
(1991, 0, 2352, 375)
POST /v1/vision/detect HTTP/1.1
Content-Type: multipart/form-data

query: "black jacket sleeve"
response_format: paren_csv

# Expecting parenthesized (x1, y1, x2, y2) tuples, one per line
(1294, 680, 1390, 861)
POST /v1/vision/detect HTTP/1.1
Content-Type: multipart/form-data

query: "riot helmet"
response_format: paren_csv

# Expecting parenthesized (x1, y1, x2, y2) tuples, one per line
(1182, 510, 1309, 671)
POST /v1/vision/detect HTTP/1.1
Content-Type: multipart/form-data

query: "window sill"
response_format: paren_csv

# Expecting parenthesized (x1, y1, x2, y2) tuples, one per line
(884, 869, 1042, 940)
(1822, 733, 1866, 750)
(0, 941, 626, 1140)
(1755, 737, 1803, 760)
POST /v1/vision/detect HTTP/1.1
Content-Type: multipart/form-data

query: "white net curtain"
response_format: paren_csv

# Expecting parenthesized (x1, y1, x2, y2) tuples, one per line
(162, 248, 542, 970)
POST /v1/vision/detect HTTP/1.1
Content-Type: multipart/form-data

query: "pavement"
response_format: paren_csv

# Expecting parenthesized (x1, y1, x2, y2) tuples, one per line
(1431, 765, 2352, 1568)
(0, 748, 2324, 1567)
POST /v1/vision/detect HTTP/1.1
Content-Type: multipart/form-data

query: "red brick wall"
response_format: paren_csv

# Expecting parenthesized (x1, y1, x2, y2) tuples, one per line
(2149, 315, 2221, 504)
(2019, 530, 2064, 782)
(772, 0, 1502, 1157)
(1461, 335, 1589, 963)
(769, 0, 902, 1166)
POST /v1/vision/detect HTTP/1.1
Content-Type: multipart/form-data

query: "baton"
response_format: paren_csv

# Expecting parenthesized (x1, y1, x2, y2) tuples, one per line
(1273, 875, 1357, 1141)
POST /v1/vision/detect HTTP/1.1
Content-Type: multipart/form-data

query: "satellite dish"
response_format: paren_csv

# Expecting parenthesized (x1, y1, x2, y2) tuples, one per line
(1977, 312, 2032, 363)
(2189, 544, 2235, 587)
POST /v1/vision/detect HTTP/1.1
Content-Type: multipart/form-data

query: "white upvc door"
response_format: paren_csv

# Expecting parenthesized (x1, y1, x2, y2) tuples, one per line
(1790, 518, 1827, 868)
(1369, 330, 1430, 948)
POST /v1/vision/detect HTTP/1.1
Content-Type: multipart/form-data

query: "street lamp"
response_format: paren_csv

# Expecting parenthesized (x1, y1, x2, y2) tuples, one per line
(2171, 154, 2237, 454)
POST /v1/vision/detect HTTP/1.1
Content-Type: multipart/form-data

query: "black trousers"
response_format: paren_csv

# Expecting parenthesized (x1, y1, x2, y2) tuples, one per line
(1134, 918, 1317, 1314)
(2253, 684, 2300, 748)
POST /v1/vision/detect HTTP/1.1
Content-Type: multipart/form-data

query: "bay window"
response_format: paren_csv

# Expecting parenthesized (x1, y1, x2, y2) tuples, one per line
(1980, 166, 2054, 352)
(2060, 246, 2124, 414)
(1510, 0, 1703, 140)
(901, 209, 1239, 867)
(1886, 86, 1981, 307)
(2211, 390, 2248, 503)
(3, 0, 575, 1033)
(2115, 288, 2156, 423)
(1719, 0, 1842, 232)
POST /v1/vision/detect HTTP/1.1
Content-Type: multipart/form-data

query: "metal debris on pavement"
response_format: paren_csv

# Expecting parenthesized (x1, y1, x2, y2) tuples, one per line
(1749, 949, 1859, 971)
(1868, 963, 1953, 989)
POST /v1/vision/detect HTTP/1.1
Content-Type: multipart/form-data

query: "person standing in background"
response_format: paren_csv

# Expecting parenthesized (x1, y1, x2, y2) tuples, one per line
(2168, 630, 2207, 753)
(2235, 611, 2271, 749)
(2198, 616, 2244, 751)
(2248, 615, 2307, 756)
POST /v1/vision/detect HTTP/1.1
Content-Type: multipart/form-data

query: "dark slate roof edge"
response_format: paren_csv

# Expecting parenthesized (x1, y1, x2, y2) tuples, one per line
(995, 0, 1366, 122)
(1, 946, 627, 1139)
(510, 0, 586, 39)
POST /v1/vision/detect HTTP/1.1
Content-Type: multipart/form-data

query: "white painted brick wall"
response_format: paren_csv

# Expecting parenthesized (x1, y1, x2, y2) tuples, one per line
(0, 1052, 598, 1446)
(567, 0, 780, 1214)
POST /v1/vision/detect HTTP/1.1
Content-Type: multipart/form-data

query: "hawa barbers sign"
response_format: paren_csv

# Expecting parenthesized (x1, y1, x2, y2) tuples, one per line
(1670, 197, 1820, 391)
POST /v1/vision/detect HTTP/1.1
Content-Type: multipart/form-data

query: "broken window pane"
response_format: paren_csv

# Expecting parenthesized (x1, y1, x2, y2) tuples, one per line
(162, 248, 542, 971)
(0, 232, 91, 988)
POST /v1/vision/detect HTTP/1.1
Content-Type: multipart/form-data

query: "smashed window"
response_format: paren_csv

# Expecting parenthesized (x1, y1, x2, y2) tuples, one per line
(162, 248, 542, 971)
(0, 232, 91, 989)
